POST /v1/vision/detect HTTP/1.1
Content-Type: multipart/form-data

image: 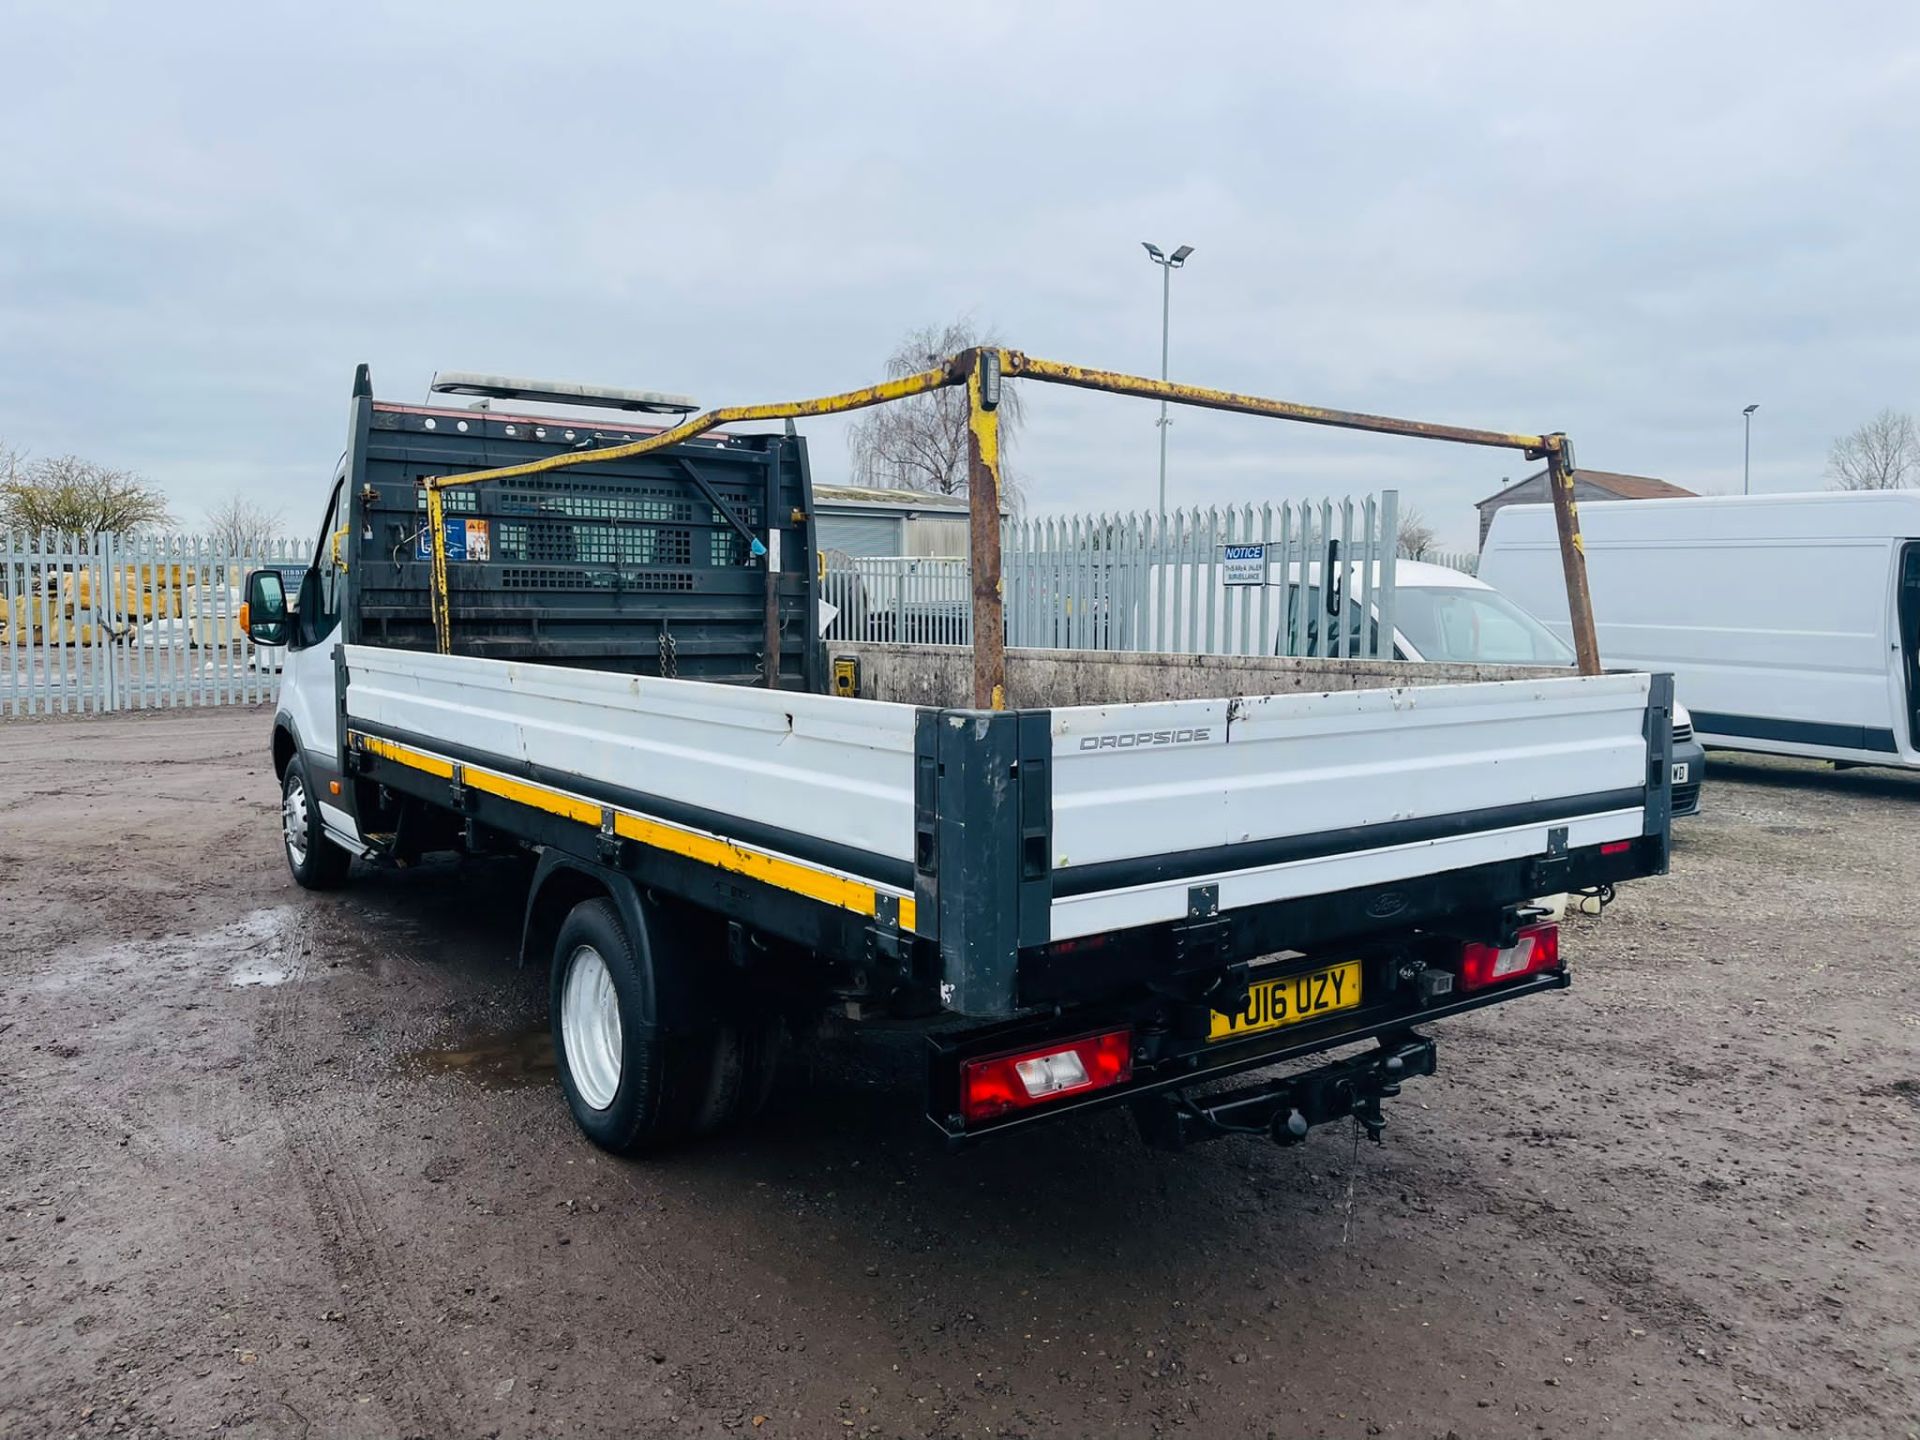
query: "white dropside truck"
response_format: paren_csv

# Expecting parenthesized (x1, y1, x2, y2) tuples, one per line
(244, 364, 1674, 1154)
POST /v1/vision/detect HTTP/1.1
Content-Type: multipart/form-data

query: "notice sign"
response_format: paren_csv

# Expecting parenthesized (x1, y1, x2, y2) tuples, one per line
(1221, 542, 1267, 586)
(415, 518, 491, 562)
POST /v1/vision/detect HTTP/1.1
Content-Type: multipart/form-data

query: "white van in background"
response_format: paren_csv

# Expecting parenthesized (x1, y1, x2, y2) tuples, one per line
(1480, 491, 1920, 770)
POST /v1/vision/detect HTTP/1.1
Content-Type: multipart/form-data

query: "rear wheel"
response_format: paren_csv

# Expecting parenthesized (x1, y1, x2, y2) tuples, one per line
(549, 896, 784, 1153)
(281, 753, 351, 890)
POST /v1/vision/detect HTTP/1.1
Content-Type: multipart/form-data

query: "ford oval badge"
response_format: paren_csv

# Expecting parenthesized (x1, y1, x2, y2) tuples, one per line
(1365, 890, 1407, 920)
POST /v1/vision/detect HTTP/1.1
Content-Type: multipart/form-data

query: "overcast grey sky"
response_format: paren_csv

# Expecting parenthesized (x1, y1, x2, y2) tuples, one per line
(3, 2, 1917, 546)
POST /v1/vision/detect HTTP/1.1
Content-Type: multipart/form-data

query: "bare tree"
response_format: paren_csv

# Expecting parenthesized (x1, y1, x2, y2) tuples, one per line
(205, 495, 285, 553)
(846, 319, 1026, 506)
(0, 455, 173, 538)
(1396, 506, 1438, 560)
(1826, 408, 1919, 491)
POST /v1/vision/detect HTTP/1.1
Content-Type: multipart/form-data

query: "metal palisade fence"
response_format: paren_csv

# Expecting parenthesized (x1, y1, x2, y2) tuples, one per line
(1419, 548, 1479, 577)
(1, 532, 306, 717)
(823, 492, 1400, 660)
(8, 497, 1404, 717)
(821, 556, 975, 646)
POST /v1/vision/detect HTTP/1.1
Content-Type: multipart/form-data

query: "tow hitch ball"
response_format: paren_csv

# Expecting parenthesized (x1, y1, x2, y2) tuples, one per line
(1267, 1045, 1424, 1148)
(1270, 1064, 1396, 1147)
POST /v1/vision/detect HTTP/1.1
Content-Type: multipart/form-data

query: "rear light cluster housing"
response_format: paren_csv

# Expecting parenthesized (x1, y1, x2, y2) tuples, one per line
(959, 1027, 1133, 1126)
(1456, 921, 1561, 991)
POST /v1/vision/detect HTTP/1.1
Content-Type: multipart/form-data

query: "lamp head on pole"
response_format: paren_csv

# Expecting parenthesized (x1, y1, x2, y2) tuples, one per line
(1141, 242, 1164, 263)
(1142, 242, 1195, 269)
(1743, 403, 1760, 417)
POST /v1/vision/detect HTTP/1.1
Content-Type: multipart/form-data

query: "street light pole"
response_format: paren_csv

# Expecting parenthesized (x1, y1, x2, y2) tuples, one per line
(1158, 259, 1171, 506)
(1743, 402, 1759, 495)
(1142, 242, 1194, 519)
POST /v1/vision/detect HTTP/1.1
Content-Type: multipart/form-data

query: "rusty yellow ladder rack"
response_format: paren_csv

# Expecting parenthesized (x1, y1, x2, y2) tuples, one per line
(421, 348, 1600, 704)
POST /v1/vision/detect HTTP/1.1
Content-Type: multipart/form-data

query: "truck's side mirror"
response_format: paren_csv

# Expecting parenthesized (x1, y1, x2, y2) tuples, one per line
(242, 570, 290, 647)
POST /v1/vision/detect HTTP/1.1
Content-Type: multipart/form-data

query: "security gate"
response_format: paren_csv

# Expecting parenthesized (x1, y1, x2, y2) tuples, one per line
(1, 532, 305, 717)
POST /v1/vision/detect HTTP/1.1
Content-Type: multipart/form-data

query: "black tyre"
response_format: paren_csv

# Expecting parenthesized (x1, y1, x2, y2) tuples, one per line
(731, 1013, 785, 1125)
(678, 1013, 784, 1135)
(550, 897, 785, 1153)
(281, 753, 351, 890)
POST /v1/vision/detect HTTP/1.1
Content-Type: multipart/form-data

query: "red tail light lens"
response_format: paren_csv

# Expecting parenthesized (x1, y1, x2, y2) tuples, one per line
(1457, 922, 1561, 991)
(959, 1028, 1133, 1126)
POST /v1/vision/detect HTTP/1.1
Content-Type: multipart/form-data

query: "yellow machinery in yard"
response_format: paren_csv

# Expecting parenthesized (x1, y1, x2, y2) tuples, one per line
(5, 562, 254, 647)
(11, 564, 185, 645)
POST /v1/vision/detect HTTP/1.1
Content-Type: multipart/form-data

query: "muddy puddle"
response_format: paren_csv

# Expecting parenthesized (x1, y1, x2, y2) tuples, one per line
(228, 956, 296, 987)
(32, 905, 317, 993)
(409, 1024, 555, 1088)
(220, 906, 312, 985)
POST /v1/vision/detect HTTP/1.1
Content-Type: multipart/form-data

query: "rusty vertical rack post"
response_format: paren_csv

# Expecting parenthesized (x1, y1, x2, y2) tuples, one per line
(1542, 436, 1600, 675)
(966, 349, 1007, 710)
(425, 483, 450, 654)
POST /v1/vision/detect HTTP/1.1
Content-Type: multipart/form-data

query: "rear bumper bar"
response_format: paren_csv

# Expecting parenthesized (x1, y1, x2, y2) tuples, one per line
(926, 967, 1569, 1146)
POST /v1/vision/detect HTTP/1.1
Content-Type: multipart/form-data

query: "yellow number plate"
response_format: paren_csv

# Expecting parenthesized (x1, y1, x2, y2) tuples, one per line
(1208, 960, 1363, 1042)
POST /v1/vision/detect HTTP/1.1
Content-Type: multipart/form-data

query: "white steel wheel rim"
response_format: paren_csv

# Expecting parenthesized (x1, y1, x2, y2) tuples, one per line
(561, 944, 624, 1112)
(282, 773, 309, 867)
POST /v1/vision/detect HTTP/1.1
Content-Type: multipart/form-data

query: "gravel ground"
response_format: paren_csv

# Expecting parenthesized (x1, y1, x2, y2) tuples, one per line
(2, 709, 1916, 1439)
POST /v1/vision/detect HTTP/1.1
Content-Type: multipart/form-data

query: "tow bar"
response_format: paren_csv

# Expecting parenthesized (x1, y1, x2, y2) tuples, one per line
(1132, 1033, 1438, 1150)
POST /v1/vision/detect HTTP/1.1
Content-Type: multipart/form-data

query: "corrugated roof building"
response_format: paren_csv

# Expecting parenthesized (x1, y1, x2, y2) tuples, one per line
(814, 485, 998, 559)
(1475, 469, 1696, 549)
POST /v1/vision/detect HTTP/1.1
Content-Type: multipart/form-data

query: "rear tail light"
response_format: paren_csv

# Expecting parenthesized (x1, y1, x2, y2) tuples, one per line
(1457, 922, 1561, 992)
(959, 1028, 1133, 1126)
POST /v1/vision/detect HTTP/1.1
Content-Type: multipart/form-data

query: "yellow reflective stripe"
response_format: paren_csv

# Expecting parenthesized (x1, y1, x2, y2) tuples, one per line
(610, 810, 877, 916)
(350, 731, 916, 931)
(463, 767, 601, 826)
(360, 733, 453, 778)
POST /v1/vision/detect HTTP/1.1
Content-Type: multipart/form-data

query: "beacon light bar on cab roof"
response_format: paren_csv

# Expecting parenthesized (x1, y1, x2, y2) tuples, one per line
(431, 371, 699, 415)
